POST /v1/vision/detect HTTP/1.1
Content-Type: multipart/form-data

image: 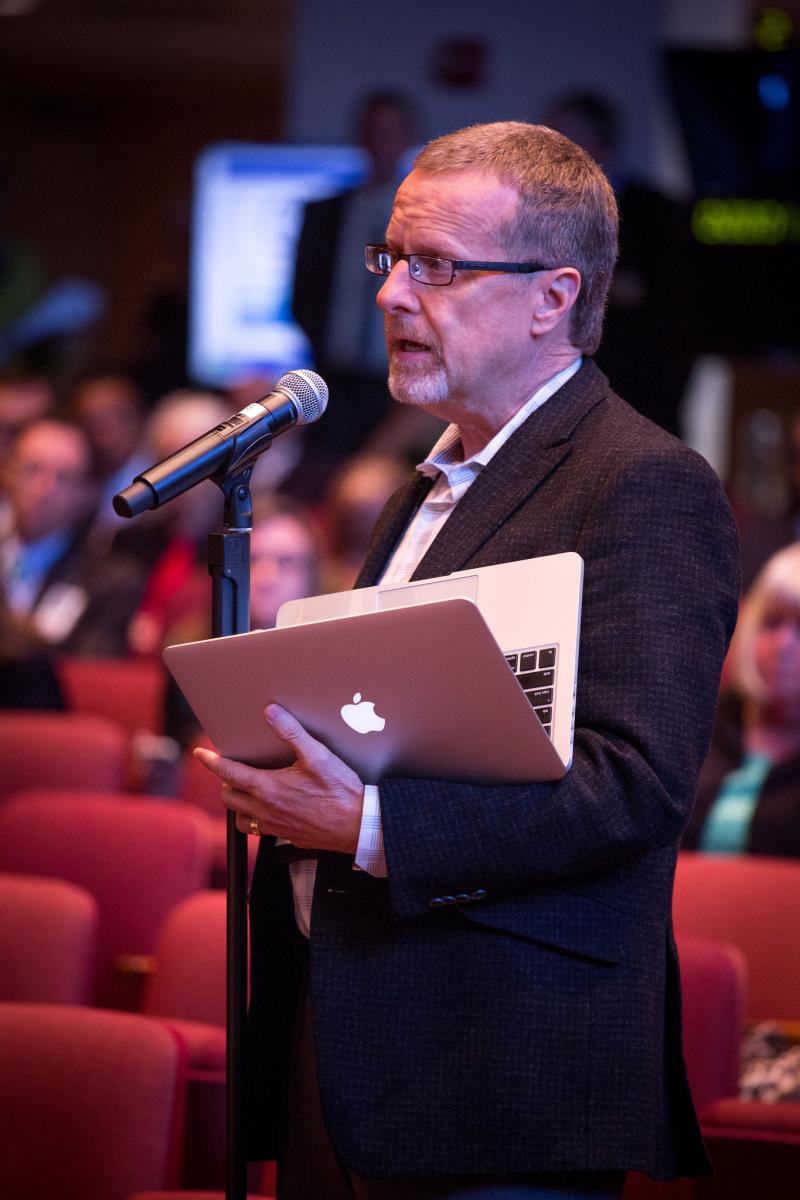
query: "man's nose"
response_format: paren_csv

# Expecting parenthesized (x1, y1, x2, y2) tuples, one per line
(376, 260, 420, 314)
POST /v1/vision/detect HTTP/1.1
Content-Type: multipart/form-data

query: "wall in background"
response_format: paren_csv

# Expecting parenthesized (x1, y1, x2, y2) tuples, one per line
(286, 0, 754, 194)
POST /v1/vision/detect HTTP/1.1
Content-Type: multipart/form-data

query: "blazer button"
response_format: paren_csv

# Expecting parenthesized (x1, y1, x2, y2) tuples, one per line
(427, 897, 446, 909)
(470, 888, 487, 901)
(455, 893, 471, 904)
(442, 895, 457, 906)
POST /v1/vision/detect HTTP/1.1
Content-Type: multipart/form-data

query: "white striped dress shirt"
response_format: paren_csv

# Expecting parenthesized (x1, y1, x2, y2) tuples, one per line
(289, 357, 582, 936)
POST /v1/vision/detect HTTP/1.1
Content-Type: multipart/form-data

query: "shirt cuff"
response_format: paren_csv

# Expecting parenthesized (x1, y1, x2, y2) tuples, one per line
(354, 783, 387, 876)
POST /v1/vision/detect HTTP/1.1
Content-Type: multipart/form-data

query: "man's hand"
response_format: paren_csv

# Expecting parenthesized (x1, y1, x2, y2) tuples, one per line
(193, 703, 364, 854)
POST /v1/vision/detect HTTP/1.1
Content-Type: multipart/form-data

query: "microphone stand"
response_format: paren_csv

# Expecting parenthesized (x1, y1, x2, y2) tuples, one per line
(209, 466, 253, 1200)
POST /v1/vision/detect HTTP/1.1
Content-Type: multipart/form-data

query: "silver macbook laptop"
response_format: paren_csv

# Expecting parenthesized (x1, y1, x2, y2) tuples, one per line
(163, 552, 582, 785)
(278, 552, 583, 770)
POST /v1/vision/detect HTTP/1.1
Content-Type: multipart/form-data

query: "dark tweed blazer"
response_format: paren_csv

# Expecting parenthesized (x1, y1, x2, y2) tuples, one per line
(247, 360, 740, 1180)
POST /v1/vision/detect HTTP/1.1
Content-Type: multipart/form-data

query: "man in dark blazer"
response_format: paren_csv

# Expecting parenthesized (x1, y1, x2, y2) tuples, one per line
(197, 122, 740, 1198)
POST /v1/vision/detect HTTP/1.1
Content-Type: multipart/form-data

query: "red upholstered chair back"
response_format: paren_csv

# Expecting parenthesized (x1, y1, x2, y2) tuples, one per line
(0, 711, 127, 800)
(179, 742, 259, 886)
(143, 890, 227, 1026)
(179, 737, 227, 818)
(674, 852, 800, 1021)
(0, 873, 98, 1004)
(677, 933, 747, 1113)
(0, 792, 214, 1008)
(56, 654, 166, 737)
(0, 1002, 187, 1200)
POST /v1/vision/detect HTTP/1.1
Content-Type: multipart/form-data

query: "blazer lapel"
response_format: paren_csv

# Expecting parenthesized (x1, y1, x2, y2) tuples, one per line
(354, 473, 433, 588)
(413, 360, 609, 578)
(355, 360, 610, 587)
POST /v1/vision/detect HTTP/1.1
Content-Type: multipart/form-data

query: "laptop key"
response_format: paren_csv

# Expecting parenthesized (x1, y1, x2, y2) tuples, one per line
(534, 707, 552, 724)
(519, 650, 538, 671)
(542, 725, 552, 738)
(524, 687, 553, 706)
(518, 668, 554, 688)
(504, 654, 518, 671)
(538, 647, 557, 669)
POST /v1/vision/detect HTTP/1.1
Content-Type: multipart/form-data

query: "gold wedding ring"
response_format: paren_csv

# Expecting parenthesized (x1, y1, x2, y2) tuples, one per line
(248, 817, 260, 837)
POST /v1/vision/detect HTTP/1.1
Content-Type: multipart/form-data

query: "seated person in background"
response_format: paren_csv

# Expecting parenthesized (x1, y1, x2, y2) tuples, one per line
(685, 542, 800, 855)
(321, 452, 409, 591)
(0, 417, 144, 656)
(163, 492, 323, 753)
(120, 389, 230, 656)
(0, 370, 55, 462)
(67, 367, 150, 551)
(0, 585, 64, 709)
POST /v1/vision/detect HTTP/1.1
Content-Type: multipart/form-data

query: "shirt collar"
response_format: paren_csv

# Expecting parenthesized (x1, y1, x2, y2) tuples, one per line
(417, 357, 582, 483)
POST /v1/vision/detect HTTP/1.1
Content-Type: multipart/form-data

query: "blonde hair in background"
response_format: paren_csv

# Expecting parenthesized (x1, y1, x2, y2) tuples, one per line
(726, 541, 800, 702)
(413, 121, 619, 356)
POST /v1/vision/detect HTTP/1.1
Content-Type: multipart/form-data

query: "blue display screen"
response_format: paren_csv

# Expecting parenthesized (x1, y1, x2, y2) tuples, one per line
(189, 142, 368, 385)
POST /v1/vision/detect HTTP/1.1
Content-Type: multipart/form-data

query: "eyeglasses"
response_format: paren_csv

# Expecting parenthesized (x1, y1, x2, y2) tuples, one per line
(365, 244, 557, 287)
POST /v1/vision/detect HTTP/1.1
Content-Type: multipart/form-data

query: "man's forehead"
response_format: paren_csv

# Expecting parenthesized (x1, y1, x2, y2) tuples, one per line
(388, 168, 519, 240)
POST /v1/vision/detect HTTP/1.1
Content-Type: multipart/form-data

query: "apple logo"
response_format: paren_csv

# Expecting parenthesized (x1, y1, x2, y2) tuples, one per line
(340, 692, 386, 734)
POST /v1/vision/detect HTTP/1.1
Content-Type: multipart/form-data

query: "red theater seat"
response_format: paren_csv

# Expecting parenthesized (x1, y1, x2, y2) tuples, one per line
(179, 742, 259, 885)
(0, 791, 214, 1008)
(142, 891, 228, 1190)
(56, 654, 167, 738)
(0, 711, 127, 800)
(0, 1002, 187, 1199)
(623, 934, 747, 1200)
(0, 872, 98, 1004)
(673, 852, 800, 1022)
(671, 853, 800, 1198)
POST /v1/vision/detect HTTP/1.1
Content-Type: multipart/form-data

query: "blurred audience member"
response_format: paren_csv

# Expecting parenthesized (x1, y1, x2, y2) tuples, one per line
(120, 389, 231, 656)
(0, 587, 65, 709)
(0, 371, 55, 460)
(544, 91, 692, 436)
(68, 367, 149, 547)
(685, 543, 800, 854)
(249, 493, 322, 629)
(0, 418, 144, 655)
(163, 492, 323, 753)
(737, 408, 800, 591)
(290, 90, 421, 496)
(322, 452, 408, 591)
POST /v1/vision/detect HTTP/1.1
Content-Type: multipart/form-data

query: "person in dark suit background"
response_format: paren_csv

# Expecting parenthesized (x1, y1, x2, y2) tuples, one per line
(544, 91, 693, 438)
(289, 91, 421, 497)
(196, 122, 740, 1198)
(0, 417, 144, 656)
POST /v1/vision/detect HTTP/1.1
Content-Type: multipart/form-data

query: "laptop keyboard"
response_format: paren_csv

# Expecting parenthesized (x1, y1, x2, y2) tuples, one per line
(504, 645, 557, 739)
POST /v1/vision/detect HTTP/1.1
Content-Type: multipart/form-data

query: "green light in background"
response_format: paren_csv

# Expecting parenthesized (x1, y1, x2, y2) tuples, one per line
(753, 6, 794, 52)
(692, 199, 800, 245)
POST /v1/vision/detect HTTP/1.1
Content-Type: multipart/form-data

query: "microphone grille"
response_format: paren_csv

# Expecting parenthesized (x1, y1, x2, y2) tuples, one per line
(277, 369, 329, 426)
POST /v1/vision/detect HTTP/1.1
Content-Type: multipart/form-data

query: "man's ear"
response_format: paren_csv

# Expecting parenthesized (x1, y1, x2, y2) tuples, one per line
(530, 267, 581, 337)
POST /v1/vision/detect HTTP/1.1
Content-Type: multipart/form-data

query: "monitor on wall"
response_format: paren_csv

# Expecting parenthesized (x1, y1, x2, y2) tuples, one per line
(189, 143, 367, 387)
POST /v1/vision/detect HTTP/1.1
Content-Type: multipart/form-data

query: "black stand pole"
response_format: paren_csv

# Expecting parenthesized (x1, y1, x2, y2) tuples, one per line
(209, 469, 253, 1200)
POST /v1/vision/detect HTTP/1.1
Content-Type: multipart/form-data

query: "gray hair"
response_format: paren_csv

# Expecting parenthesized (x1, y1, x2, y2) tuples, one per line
(414, 121, 618, 355)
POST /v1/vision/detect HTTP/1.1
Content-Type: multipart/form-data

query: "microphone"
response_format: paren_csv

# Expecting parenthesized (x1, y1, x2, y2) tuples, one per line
(113, 369, 327, 518)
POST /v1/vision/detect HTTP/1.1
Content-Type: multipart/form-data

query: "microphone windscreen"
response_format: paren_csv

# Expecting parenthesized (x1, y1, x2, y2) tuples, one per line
(276, 369, 328, 425)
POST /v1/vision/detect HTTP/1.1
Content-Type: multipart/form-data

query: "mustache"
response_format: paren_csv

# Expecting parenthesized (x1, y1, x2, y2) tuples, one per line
(385, 323, 441, 351)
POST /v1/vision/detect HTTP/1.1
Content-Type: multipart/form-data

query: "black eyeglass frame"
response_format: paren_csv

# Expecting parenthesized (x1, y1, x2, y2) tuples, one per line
(365, 244, 558, 286)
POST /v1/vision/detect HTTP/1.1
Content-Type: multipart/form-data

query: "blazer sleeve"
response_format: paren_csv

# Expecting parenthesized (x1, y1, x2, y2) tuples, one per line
(377, 445, 740, 922)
